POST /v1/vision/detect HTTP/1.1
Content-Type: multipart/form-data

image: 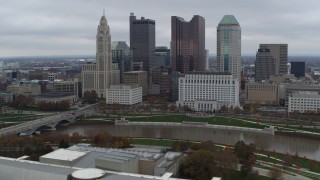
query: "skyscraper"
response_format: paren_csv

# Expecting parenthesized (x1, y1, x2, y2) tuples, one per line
(129, 13, 155, 72)
(259, 44, 288, 75)
(171, 15, 205, 74)
(216, 15, 241, 79)
(290, 61, 305, 78)
(111, 41, 132, 83)
(255, 48, 276, 82)
(82, 13, 116, 98)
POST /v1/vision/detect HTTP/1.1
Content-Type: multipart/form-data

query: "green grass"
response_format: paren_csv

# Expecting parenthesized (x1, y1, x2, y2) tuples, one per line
(126, 115, 268, 129)
(0, 113, 42, 122)
(257, 150, 320, 174)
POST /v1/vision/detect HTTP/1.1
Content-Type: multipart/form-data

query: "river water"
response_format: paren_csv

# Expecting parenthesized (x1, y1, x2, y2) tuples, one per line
(48, 122, 320, 161)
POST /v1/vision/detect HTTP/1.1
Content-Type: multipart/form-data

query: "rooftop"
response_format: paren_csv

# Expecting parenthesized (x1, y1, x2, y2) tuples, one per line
(218, 15, 239, 25)
(40, 149, 87, 162)
(292, 91, 320, 98)
(185, 71, 232, 75)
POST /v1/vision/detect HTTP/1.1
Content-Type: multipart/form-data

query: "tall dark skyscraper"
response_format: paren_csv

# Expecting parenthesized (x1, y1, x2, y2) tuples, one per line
(129, 13, 155, 72)
(255, 48, 276, 82)
(171, 15, 205, 74)
(259, 44, 288, 75)
(291, 61, 305, 78)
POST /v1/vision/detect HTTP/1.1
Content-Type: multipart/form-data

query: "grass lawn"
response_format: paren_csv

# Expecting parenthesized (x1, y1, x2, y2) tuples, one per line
(257, 150, 320, 174)
(126, 115, 268, 129)
(0, 113, 41, 122)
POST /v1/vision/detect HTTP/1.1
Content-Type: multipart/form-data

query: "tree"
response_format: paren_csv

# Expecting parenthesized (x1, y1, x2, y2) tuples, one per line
(199, 140, 216, 152)
(179, 150, 220, 180)
(268, 167, 284, 180)
(59, 139, 69, 148)
(83, 90, 98, 104)
(243, 103, 251, 114)
(283, 154, 292, 172)
(220, 105, 228, 114)
(169, 104, 177, 112)
(94, 132, 108, 147)
(233, 106, 242, 115)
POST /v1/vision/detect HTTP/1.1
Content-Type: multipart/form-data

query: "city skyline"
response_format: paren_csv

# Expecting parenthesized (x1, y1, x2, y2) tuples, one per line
(1, 0, 320, 57)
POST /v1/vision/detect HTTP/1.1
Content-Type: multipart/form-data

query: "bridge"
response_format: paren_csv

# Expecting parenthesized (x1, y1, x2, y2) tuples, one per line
(0, 105, 95, 136)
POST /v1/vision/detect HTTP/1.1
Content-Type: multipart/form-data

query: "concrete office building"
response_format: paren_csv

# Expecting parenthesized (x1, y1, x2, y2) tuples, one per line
(155, 46, 171, 68)
(288, 91, 320, 113)
(82, 13, 119, 98)
(6, 83, 41, 96)
(284, 83, 320, 101)
(0, 156, 182, 180)
(111, 41, 133, 83)
(0, 92, 13, 104)
(176, 72, 239, 111)
(123, 71, 148, 96)
(255, 48, 276, 82)
(171, 15, 205, 73)
(259, 44, 288, 75)
(106, 84, 142, 105)
(130, 13, 155, 71)
(290, 61, 305, 78)
(35, 92, 77, 104)
(245, 83, 279, 105)
(46, 80, 79, 95)
(217, 15, 241, 80)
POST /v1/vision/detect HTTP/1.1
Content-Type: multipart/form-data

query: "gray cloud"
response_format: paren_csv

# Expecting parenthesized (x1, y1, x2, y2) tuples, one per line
(0, 0, 320, 56)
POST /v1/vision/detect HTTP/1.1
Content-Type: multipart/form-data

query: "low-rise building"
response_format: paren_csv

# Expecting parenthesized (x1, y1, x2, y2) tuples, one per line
(106, 84, 142, 105)
(0, 92, 13, 104)
(288, 91, 320, 113)
(123, 71, 148, 96)
(6, 82, 41, 96)
(176, 72, 239, 111)
(35, 92, 77, 104)
(245, 82, 279, 105)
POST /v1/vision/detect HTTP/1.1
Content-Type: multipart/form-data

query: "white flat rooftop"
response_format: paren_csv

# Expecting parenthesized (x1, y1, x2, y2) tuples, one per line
(41, 149, 87, 161)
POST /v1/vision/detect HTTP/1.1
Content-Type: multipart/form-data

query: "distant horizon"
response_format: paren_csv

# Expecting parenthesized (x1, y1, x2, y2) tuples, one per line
(2, 54, 320, 59)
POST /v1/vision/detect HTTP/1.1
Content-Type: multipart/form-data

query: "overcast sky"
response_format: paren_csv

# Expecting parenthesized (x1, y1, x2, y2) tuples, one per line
(1, 0, 320, 57)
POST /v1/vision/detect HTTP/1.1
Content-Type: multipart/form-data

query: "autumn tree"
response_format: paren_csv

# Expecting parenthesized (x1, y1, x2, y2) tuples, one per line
(83, 90, 98, 104)
(220, 105, 228, 114)
(283, 154, 293, 172)
(179, 150, 221, 180)
(243, 103, 251, 114)
(233, 106, 242, 115)
(234, 141, 257, 173)
(59, 139, 69, 148)
(268, 166, 284, 180)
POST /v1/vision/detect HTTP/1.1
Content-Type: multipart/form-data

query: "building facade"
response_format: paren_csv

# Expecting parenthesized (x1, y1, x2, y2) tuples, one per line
(155, 46, 171, 68)
(176, 72, 239, 111)
(130, 13, 155, 71)
(288, 91, 320, 113)
(111, 41, 133, 83)
(106, 84, 142, 105)
(259, 44, 288, 75)
(255, 48, 276, 82)
(245, 83, 279, 105)
(82, 13, 117, 98)
(171, 15, 205, 73)
(216, 15, 241, 80)
(290, 61, 305, 78)
(123, 71, 148, 96)
(47, 80, 79, 95)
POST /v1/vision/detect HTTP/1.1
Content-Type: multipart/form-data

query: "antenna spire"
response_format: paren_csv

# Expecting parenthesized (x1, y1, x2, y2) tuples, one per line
(103, 8, 105, 16)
